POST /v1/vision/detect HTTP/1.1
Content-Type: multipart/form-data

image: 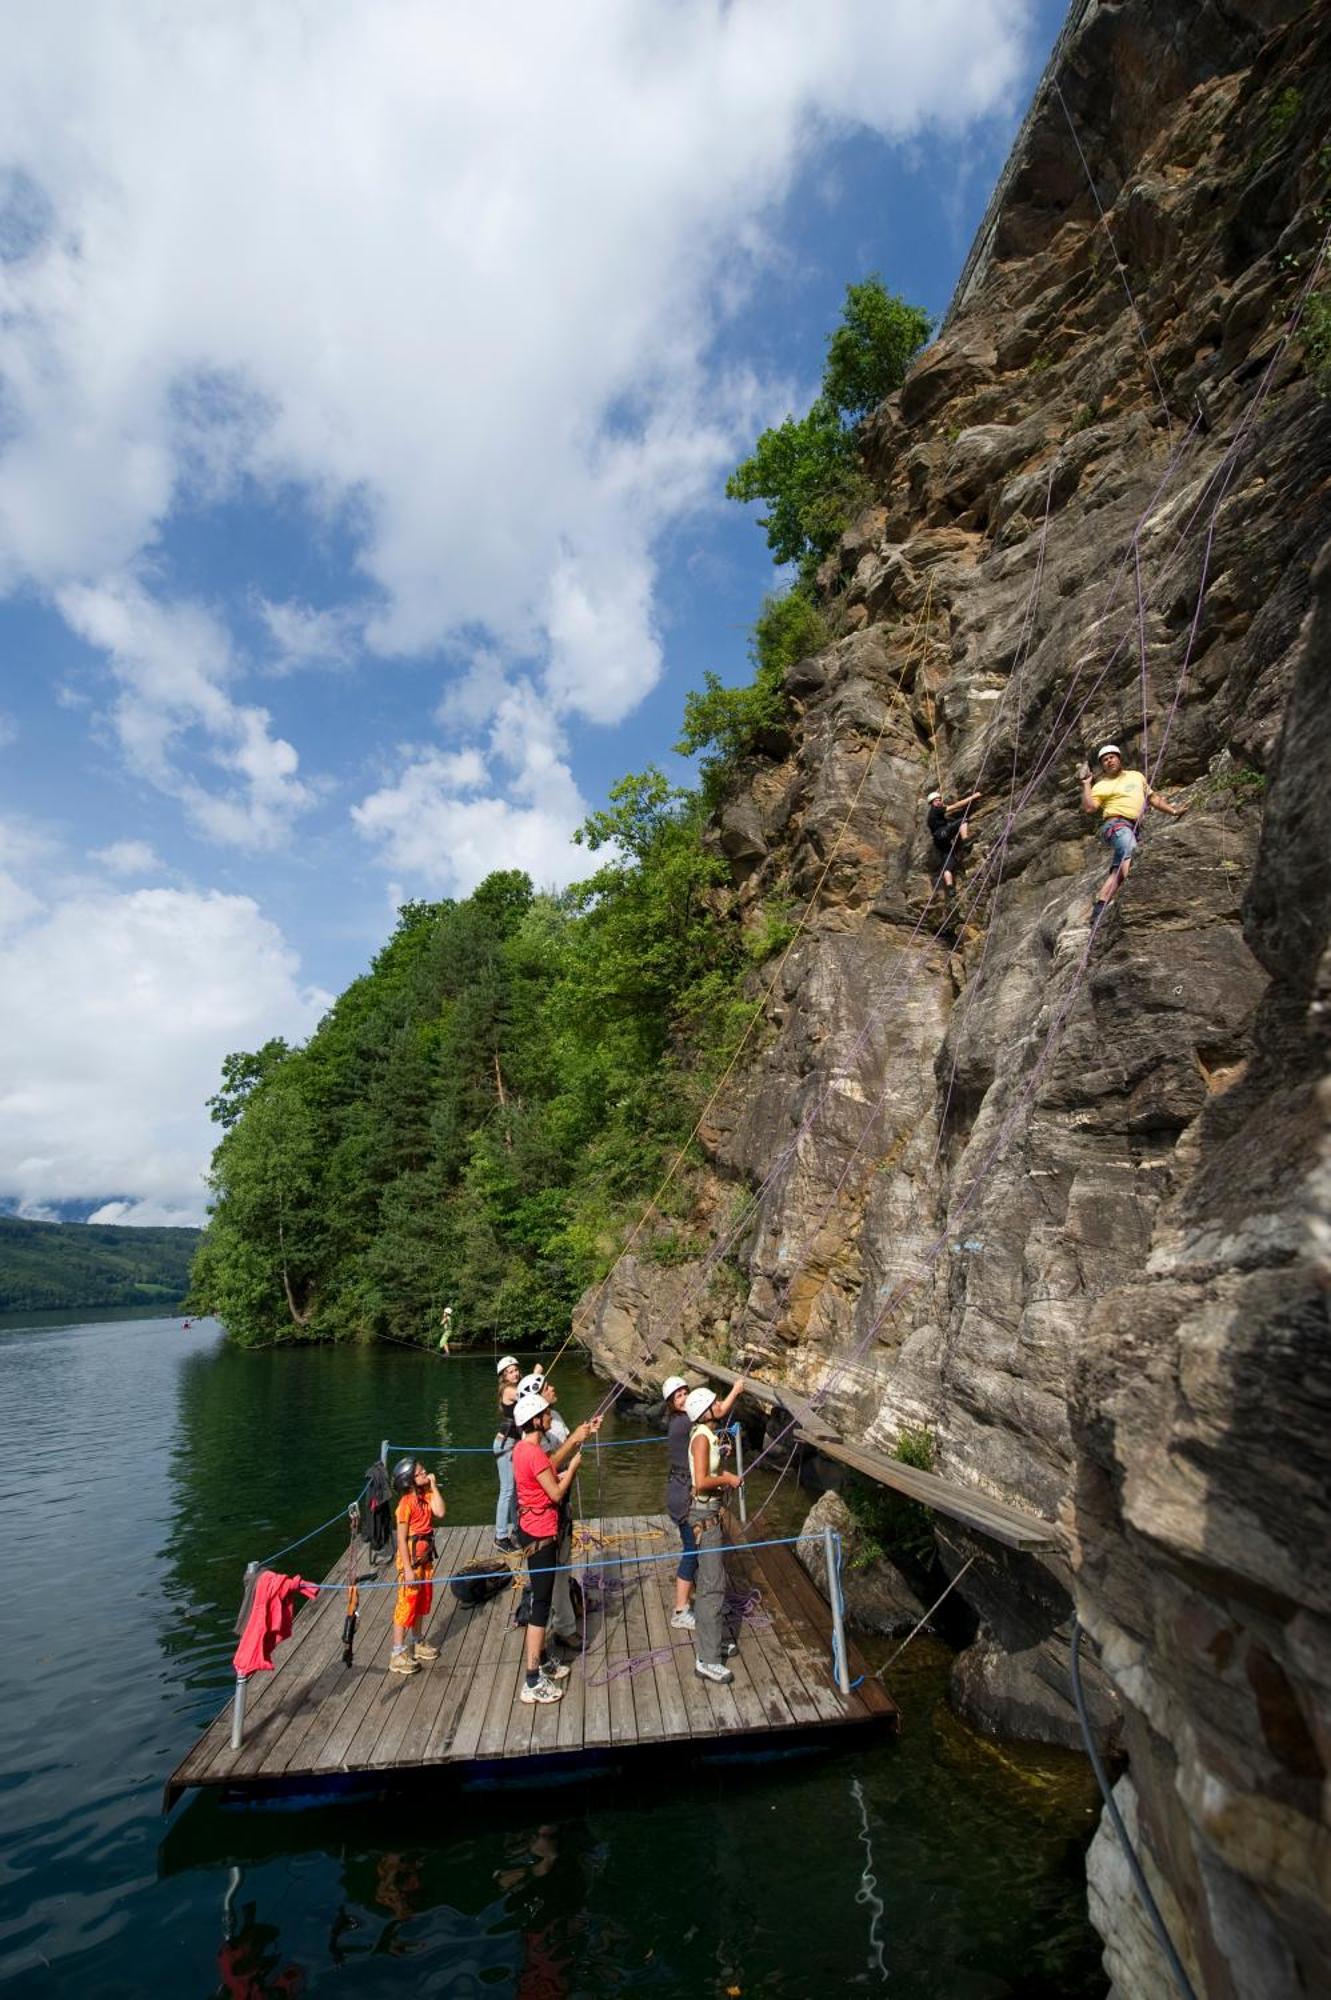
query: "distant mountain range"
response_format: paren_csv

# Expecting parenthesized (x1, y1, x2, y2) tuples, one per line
(0, 1213, 201, 1315)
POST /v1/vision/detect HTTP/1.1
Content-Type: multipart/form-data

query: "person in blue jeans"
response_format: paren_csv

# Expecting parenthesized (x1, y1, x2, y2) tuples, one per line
(662, 1370, 744, 1630)
(493, 1355, 522, 1551)
(1078, 742, 1187, 915)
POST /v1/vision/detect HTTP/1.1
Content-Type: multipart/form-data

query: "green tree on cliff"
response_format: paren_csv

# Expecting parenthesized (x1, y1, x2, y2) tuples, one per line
(726, 276, 931, 573)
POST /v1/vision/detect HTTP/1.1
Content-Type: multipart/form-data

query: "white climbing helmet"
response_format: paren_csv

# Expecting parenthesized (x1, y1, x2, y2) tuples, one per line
(496, 1354, 519, 1374)
(926, 788, 942, 803)
(685, 1386, 718, 1424)
(513, 1389, 548, 1428)
(662, 1374, 688, 1401)
(1096, 743, 1122, 762)
(517, 1370, 546, 1398)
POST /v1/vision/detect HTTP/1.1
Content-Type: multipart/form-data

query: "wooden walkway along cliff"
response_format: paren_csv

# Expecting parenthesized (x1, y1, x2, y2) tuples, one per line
(165, 1514, 897, 1809)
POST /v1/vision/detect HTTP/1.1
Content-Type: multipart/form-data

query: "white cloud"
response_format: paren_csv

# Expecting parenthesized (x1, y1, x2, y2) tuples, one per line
(258, 598, 364, 675)
(86, 1197, 202, 1228)
(0, 857, 330, 1220)
(0, 711, 17, 749)
(353, 680, 590, 896)
(57, 576, 314, 848)
(88, 838, 162, 877)
(0, 0, 1030, 855)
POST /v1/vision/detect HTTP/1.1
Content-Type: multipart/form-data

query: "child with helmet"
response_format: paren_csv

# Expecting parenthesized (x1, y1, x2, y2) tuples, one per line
(388, 1456, 446, 1676)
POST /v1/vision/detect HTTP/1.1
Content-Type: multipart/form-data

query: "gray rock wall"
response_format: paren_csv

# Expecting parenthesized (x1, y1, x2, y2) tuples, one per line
(579, 2, 1331, 1987)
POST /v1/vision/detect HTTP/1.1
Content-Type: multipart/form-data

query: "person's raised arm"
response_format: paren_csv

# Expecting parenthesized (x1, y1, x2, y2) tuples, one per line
(1078, 763, 1097, 813)
(424, 1471, 446, 1521)
(945, 790, 983, 814)
(716, 1378, 746, 1421)
(549, 1414, 601, 1470)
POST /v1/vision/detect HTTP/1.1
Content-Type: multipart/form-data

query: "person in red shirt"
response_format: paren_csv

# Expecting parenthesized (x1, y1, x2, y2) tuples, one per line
(389, 1456, 446, 1676)
(512, 1390, 583, 1704)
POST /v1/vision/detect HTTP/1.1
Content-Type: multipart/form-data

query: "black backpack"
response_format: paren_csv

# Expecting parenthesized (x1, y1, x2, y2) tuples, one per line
(449, 1561, 511, 1609)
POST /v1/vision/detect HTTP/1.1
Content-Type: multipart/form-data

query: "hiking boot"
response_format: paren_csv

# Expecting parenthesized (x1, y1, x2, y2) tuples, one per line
(695, 1660, 734, 1686)
(538, 1656, 571, 1681)
(669, 1607, 696, 1630)
(413, 1641, 439, 1661)
(520, 1675, 564, 1704)
(387, 1652, 420, 1676)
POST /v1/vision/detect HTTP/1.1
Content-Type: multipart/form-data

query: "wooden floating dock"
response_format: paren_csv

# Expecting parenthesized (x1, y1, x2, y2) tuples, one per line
(165, 1514, 897, 1809)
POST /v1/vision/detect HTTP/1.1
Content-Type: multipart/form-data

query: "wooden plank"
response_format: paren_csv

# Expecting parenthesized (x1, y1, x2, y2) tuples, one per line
(450, 1557, 527, 1762)
(420, 1549, 515, 1761)
(635, 1514, 696, 1741)
(173, 1595, 328, 1780)
(753, 1540, 896, 1725)
(799, 1432, 1063, 1551)
(683, 1351, 1062, 1551)
(620, 1517, 666, 1744)
(576, 1519, 613, 1752)
(183, 1555, 365, 1784)
(739, 1540, 852, 1725)
(722, 1538, 815, 1728)
(258, 1569, 398, 1778)
(553, 1528, 590, 1757)
(600, 1520, 639, 1751)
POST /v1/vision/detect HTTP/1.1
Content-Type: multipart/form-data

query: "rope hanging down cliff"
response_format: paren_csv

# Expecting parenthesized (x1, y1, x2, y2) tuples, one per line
(545, 573, 942, 1378)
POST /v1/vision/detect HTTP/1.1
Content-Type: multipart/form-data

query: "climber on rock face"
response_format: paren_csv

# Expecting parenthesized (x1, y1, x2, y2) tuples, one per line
(1078, 742, 1187, 914)
(927, 786, 982, 892)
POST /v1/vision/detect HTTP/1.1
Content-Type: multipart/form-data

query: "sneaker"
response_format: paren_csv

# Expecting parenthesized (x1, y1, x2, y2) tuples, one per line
(669, 1607, 696, 1630)
(413, 1641, 439, 1661)
(695, 1660, 734, 1686)
(387, 1652, 420, 1676)
(538, 1657, 571, 1681)
(721, 1641, 739, 1659)
(520, 1675, 564, 1704)
(494, 1536, 519, 1554)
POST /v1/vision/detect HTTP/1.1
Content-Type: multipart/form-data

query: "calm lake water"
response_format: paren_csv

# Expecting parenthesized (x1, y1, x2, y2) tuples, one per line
(0, 1312, 1105, 1997)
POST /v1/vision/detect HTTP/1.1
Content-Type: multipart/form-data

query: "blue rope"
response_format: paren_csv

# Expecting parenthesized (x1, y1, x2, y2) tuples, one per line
(385, 1434, 667, 1455)
(253, 1482, 368, 1570)
(291, 1530, 813, 1593)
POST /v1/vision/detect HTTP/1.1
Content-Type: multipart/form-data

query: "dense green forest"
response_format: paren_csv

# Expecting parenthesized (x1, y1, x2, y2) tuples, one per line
(193, 278, 929, 1348)
(0, 1214, 199, 1314)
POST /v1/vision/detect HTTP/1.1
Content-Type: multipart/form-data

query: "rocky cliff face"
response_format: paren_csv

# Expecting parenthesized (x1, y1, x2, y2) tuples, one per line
(581, 2, 1331, 1991)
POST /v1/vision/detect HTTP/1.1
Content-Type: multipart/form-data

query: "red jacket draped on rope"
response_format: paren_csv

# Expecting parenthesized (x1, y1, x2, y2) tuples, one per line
(232, 1570, 318, 1674)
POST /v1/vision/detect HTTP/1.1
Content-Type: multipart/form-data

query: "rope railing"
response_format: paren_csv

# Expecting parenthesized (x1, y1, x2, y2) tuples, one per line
(382, 1433, 666, 1457)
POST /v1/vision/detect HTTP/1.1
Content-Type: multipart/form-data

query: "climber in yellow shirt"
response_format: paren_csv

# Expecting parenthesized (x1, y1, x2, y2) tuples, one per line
(1078, 742, 1187, 914)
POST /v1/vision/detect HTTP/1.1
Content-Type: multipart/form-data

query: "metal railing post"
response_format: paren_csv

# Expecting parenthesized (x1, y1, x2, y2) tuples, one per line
(733, 1423, 748, 1525)
(824, 1526, 851, 1695)
(231, 1561, 259, 1749)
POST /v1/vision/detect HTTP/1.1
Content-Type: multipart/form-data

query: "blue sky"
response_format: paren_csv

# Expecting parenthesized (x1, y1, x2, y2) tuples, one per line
(0, 0, 1067, 1223)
